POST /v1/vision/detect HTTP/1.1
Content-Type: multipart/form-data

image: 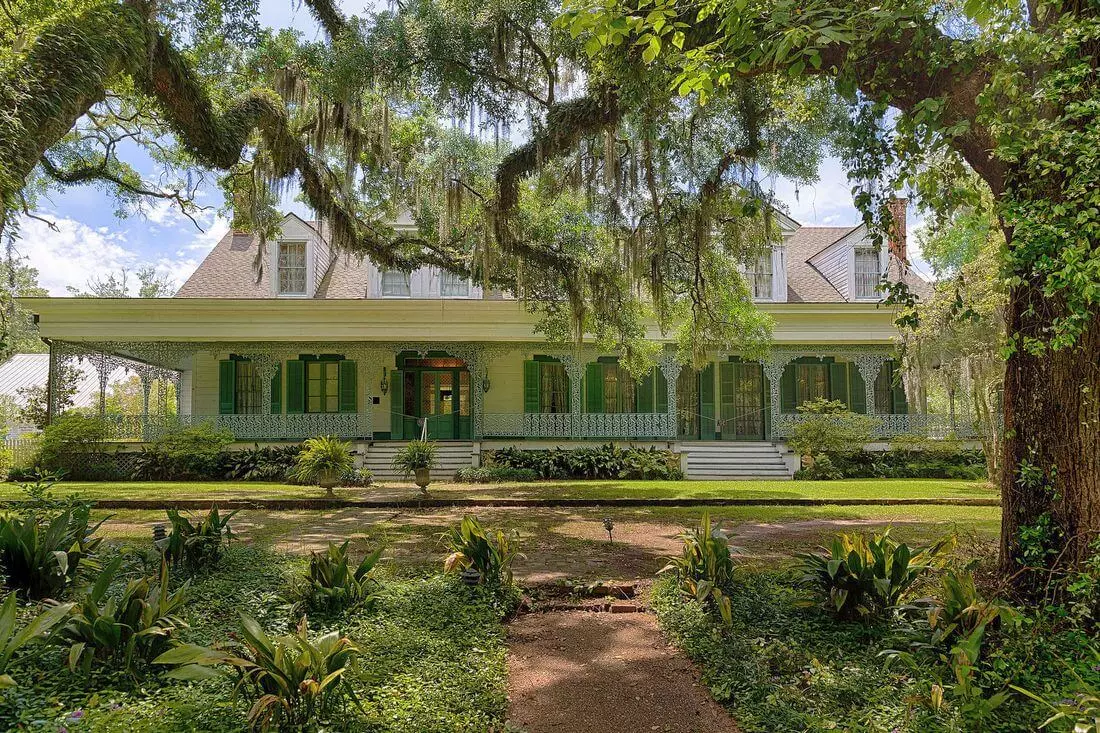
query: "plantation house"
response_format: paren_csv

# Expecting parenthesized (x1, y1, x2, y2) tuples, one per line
(21, 203, 945, 478)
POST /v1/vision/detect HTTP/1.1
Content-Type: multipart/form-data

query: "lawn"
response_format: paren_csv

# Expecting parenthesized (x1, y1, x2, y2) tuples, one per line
(0, 477, 999, 503)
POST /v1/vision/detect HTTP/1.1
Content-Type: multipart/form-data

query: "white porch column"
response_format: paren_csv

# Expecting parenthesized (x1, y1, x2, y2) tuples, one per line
(658, 353, 683, 440)
(560, 353, 588, 439)
(761, 351, 797, 438)
(855, 355, 889, 416)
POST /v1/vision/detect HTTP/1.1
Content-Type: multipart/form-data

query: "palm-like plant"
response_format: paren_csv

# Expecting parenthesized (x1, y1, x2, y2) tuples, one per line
(156, 614, 360, 731)
(291, 436, 355, 496)
(157, 505, 238, 572)
(0, 506, 104, 599)
(57, 556, 191, 674)
(0, 593, 73, 688)
(298, 541, 383, 614)
(660, 511, 737, 625)
(443, 515, 522, 586)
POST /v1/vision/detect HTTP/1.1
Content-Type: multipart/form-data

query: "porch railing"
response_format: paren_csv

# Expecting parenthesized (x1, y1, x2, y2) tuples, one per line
(481, 413, 675, 439)
(102, 413, 372, 442)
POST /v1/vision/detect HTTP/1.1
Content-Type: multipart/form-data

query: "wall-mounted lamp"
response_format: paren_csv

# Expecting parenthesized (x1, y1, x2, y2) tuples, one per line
(481, 369, 491, 394)
(380, 366, 389, 396)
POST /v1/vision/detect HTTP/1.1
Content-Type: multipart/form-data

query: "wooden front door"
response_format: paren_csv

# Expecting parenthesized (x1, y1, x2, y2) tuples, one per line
(720, 361, 765, 440)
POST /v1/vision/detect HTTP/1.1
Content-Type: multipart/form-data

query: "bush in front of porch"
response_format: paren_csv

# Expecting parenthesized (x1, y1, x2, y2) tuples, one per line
(487, 443, 683, 481)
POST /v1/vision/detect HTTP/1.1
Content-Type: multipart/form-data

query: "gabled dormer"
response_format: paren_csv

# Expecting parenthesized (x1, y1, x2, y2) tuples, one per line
(269, 213, 329, 298)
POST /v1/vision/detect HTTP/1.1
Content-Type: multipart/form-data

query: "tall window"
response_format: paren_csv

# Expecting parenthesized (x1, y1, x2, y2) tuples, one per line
(235, 360, 262, 414)
(854, 246, 881, 299)
(440, 271, 470, 297)
(749, 251, 773, 300)
(381, 270, 411, 297)
(539, 362, 569, 413)
(277, 241, 307, 295)
(306, 361, 340, 413)
(602, 364, 637, 413)
(796, 363, 829, 405)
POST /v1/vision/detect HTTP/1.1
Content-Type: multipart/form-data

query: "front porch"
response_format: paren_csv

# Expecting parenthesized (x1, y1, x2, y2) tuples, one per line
(48, 340, 975, 444)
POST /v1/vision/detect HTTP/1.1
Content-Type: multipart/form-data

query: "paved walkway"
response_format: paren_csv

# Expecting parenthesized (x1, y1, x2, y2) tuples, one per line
(507, 610, 738, 733)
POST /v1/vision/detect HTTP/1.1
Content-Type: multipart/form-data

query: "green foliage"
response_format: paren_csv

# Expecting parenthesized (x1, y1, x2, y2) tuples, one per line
(795, 448, 987, 481)
(156, 614, 360, 731)
(0, 505, 103, 600)
(443, 515, 522, 586)
(390, 440, 437, 477)
(35, 413, 116, 480)
(16, 364, 79, 431)
(489, 443, 683, 480)
(787, 399, 877, 460)
(1012, 647, 1100, 733)
(132, 423, 234, 481)
(795, 529, 952, 619)
(58, 556, 190, 675)
(453, 465, 539, 483)
(660, 510, 735, 625)
(296, 541, 382, 615)
(291, 436, 354, 492)
(0, 592, 72, 688)
(221, 444, 302, 482)
(156, 506, 238, 573)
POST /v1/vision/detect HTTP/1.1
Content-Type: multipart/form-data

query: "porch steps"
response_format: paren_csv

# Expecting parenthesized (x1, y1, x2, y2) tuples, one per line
(361, 441, 475, 482)
(680, 442, 793, 480)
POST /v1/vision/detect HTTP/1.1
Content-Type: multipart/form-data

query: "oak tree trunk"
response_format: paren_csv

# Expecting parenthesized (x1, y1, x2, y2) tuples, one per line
(999, 276, 1100, 588)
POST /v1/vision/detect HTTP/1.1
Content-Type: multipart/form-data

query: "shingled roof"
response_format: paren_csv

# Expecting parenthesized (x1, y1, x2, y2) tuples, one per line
(176, 221, 931, 302)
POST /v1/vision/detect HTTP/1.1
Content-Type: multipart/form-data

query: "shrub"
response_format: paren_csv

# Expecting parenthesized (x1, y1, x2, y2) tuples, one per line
(795, 528, 953, 619)
(488, 444, 683, 480)
(221, 444, 302, 482)
(0, 592, 73, 688)
(156, 506, 238, 572)
(296, 541, 383, 614)
(0, 506, 104, 599)
(660, 510, 736, 625)
(131, 423, 233, 480)
(787, 398, 877, 461)
(156, 614, 360, 731)
(391, 440, 438, 477)
(795, 447, 987, 480)
(453, 466, 539, 483)
(0, 446, 11, 482)
(290, 436, 354, 495)
(341, 467, 373, 487)
(35, 413, 115, 480)
(443, 515, 522, 586)
(57, 557, 191, 674)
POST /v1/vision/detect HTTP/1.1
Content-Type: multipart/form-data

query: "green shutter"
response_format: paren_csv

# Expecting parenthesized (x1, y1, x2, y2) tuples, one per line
(523, 361, 541, 414)
(286, 360, 305, 414)
(585, 362, 604, 414)
(890, 361, 908, 414)
(270, 363, 282, 415)
(780, 364, 798, 413)
(762, 369, 772, 438)
(718, 362, 736, 438)
(218, 360, 236, 415)
(338, 360, 357, 413)
(638, 369, 655, 413)
(390, 369, 404, 438)
(848, 366, 867, 414)
(700, 363, 716, 439)
(829, 363, 850, 410)
(655, 368, 668, 414)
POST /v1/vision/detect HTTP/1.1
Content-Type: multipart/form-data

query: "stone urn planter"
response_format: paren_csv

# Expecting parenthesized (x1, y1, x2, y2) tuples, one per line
(414, 467, 432, 491)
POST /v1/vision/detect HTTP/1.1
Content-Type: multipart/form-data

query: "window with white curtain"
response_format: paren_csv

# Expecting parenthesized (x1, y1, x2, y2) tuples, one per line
(277, 241, 307, 295)
(381, 270, 411, 297)
(440, 271, 470, 297)
(854, 247, 881, 299)
(749, 251, 773, 300)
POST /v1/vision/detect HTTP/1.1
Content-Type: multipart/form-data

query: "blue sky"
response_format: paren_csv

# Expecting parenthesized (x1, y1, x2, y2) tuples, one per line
(17, 0, 923, 297)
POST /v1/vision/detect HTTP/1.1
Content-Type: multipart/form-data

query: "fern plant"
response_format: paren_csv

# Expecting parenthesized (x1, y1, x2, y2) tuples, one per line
(297, 541, 383, 614)
(156, 614, 360, 731)
(290, 436, 355, 496)
(660, 511, 737, 625)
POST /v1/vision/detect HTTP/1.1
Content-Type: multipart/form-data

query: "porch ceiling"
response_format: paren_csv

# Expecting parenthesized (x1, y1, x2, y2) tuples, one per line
(18, 297, 902, 344)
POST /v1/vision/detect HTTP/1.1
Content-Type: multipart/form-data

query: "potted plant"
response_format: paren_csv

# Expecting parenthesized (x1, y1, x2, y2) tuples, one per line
(290, 436, 355, 497)
(391, 440, 438, 492)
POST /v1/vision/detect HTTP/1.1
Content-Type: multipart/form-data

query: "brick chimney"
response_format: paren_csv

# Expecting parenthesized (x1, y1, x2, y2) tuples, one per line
(887, 197, 908, 263)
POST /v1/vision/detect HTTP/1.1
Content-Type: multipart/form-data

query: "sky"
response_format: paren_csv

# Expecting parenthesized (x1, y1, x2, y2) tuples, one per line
(16, 0, 930, 297)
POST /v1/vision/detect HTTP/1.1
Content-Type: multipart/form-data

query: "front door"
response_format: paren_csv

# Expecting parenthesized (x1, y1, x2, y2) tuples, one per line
(421, 370, 456, 440)
(676, 369, 701, 440)
(720, 361, 765, 440)
(396, 357, 471, 440)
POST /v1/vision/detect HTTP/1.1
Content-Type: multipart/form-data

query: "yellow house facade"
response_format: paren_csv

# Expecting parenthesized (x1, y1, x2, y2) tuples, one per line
(22, 208, 947, 479)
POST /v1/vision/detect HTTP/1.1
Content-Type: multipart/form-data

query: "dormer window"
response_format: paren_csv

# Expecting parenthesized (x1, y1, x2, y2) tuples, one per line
(381, 270, 411, 297)
(277, 241, 307, 295)
(748, 251, 774, 300)
(854, 246, 881, 299)
(441, 271, 470, 297)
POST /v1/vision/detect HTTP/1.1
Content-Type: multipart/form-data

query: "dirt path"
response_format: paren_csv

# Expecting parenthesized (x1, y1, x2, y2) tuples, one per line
(506, 610, 737, 733)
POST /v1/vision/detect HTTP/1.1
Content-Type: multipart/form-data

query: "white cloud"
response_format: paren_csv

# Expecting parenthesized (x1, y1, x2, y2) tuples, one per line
(16, 212, 228, 296)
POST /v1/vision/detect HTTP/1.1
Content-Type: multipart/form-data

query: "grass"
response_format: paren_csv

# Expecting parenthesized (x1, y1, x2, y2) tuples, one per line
(0, 477, 999, 503)
(0, 545, 513, 732)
